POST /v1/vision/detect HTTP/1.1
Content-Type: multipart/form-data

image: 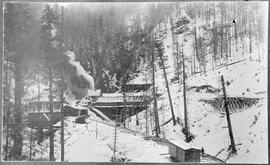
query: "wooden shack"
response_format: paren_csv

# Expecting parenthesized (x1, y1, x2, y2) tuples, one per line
(93, 92, 151, 120)
(168, 140, 201, 162)
(123, 76, 152, 92)
(87, 76, 156, 121)
(87, 89, 101, 100)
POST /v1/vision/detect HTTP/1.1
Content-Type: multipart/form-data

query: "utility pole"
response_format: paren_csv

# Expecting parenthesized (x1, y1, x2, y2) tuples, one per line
(112, 115, 118, 160)
(221, 75, 236, 153)
(29, 128, 33, 160)
(181, 44, 189, 142)
(60, 6, 65, 162)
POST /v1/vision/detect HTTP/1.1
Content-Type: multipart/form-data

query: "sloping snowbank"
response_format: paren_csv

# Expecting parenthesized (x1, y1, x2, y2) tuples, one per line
(32, 116, 171, 162)
(126, 56, 267, 163)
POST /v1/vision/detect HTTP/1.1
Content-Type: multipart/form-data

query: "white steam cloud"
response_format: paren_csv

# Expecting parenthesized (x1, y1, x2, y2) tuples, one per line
(65, 51, 95, 89)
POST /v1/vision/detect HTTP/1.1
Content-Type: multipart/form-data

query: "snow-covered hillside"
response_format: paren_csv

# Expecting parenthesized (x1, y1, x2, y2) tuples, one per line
(25, 6, 269, 163)
(125, 7, 268, 163)
(127, 57, 267, 164)
(31, 115, 171, 162)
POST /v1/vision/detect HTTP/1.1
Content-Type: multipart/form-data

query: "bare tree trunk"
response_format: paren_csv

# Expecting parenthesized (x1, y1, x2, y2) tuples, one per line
(220, 21, 224, 59)
(233, 3, 238, 52)
(181, 45, 189, 142)
(37, 73, 40, 112)
(194, 27, 199, 62)
(176, 42, 180, 81)
(221, 75, 236, 153)
(249, 17, 252, 54)
(60, 88, 64, 161)
(193, 38, 196, 73)
(212, 5, 217, 69)
(202, 35, 206, 74)
(60, 6, 65, 162)
(157, 44, 176, 126)
(151, 44, 161, 136)
(12, 61, 24, 159)
(229, 29, 232, 57)
(4, 101, 11, 160)
(226, 33, 229, 68)
(49, 68, 54, 161)
(241, 5, 245, 57)
(29, 128, 33, 160)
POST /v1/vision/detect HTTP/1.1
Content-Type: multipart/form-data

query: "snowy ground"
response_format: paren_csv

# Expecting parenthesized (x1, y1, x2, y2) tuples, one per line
(31, 114, 171, 162)
(124, 14, 268, 162)
(24, 38, 268, 163)
(128, 57, 268, 164)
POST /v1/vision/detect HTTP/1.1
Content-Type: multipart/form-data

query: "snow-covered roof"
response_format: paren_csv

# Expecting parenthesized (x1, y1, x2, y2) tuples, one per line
(126, 75, 152, 85)
(102, 92, 150, 97)
(168, 139, 200, 151)
(64, 102, 88, 110)
(87, 89, 101, 96)
(95, 92, 151, 103)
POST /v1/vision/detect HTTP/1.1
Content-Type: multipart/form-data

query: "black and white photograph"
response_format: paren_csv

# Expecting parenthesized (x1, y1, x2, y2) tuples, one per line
(1, 1, 268, 163)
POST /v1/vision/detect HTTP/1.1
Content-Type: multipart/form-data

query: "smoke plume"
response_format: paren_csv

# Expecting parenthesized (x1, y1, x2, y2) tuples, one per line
(65, 51, 95, 89)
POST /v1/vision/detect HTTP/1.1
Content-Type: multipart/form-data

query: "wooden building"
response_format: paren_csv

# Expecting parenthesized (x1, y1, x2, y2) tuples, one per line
(27, 97, 88, 128)
(168, 140, 201, 162)
(91, 78, 154, 120)
(27, 97, 62, 128)
(93, 92, 151, 120)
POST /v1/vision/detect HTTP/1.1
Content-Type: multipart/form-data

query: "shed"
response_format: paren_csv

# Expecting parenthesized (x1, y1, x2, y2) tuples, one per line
(124, 75, 152, 92)
(168, 140, 201, 162)
(87, 89, 101, 97)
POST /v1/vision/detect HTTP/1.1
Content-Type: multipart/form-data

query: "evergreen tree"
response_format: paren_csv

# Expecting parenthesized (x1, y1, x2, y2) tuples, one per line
(40, 4, 60, 161)
(4, 3, 32, 159)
